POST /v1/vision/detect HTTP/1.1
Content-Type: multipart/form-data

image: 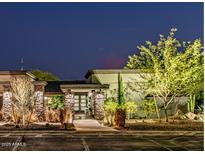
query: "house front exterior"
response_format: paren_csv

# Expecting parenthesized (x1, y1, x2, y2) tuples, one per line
(0, 69, 188, 122)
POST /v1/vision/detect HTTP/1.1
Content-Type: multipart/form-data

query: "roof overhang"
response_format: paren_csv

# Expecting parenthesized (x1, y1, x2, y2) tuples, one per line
(84, 69, 143, 79)
(0, 70, 37, 80)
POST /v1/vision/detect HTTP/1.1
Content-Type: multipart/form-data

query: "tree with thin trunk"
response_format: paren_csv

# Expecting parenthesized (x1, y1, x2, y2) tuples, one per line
(10, 76, 35, 126)
(125, 28, 203, 122)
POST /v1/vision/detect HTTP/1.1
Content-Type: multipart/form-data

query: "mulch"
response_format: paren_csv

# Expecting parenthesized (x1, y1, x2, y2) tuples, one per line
(0, 123, 75, 130)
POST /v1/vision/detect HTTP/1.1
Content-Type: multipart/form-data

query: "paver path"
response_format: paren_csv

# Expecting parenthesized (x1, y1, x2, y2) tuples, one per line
(73, 119, 117, 132)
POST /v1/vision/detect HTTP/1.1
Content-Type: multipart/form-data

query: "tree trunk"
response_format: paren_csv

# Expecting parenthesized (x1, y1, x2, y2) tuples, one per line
(188, 96, 190, 112)
(164, 108, 168, 122)
(154, 96, 160, 120)
(191, 94, 196, 113)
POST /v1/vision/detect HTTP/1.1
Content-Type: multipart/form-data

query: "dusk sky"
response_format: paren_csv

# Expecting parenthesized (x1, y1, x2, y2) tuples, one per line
(0, 2, 203, 80)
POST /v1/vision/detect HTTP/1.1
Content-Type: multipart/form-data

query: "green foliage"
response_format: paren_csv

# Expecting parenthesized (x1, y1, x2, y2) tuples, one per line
(125, 53, 154, 70)
(125, 102, 137, 114)
(140, 99, 156, 119)
(125, 101, 137, 119)
(125, 28, 204, 121)
(115, 73, 126, 127)
(107, 89, 118, 102)
(118, 73, 125, 108)
(109, 85, 132, 103)
(31, 69, 60, 81)
(104, 99, 118, 126)
(104, 99, 118, 114)
(48, 95, 64, 110)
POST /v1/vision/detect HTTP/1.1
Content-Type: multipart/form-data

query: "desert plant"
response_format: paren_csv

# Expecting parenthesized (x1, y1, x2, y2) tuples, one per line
(10, 76, 36, 126)
(104, 99, 118, 126)
(45, 109, 60, 122)
(48, 95, 64, 110)
(48, 95, 65, 125)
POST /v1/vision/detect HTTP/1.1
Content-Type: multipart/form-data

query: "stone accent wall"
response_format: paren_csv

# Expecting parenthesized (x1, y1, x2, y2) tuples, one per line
(65, 93, 75, 123)
(35, 91, 45, 121)
(88, 91, 95, 116)
(65, 93, 75, 112)
(33, 81, 47, 122)
(94, 92, 105, 120)
(2, 91, 12, 121)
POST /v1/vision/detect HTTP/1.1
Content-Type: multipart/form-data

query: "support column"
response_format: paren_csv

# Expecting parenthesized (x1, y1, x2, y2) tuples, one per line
(64, 90, 75, 123)
(34, 81, 47, 122)
(2, 84, 12, 121)
(94, 91, 105, 120)
(88, 90, 95, 117)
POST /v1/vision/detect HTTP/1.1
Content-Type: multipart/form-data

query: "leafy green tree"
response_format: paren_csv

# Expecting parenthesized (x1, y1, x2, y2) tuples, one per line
(125, 28, 203, 122)
(175, 39, 204, 113)
(167, 39, 203, 113)
(31, 69, 60, 81)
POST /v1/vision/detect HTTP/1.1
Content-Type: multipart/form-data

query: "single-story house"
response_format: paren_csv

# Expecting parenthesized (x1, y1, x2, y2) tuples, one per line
(0, 69, 188, 122)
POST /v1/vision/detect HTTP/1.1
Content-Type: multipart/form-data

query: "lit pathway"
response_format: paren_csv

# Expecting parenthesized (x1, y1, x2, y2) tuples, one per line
(73, 119, 118, 132)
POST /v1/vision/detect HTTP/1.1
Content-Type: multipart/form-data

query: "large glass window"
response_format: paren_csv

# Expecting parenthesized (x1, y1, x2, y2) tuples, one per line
(74, 94, 87, 113)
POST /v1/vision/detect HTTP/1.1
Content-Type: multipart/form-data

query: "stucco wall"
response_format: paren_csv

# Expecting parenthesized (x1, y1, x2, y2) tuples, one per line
(89, 72, 145, 102)
(89, 71, 189, 118)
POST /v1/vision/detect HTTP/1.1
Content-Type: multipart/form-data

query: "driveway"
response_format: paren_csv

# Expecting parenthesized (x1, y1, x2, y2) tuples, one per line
(0, 130, 203, 151)
(73, 119, 117, 132)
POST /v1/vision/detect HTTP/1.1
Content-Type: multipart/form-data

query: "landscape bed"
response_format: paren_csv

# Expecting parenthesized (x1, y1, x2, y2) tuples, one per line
(124, 120, 204, 131)
(0, 123, 76, 131)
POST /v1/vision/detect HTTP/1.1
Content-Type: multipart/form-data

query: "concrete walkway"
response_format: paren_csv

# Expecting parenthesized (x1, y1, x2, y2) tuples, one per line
(73, 119, 118, 132)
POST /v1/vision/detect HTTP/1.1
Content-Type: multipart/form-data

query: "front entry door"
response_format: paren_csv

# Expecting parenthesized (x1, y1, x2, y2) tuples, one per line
(74, 93, 88, 119)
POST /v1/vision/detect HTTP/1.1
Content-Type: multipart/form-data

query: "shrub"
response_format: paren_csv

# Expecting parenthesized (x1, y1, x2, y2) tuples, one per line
(140, 99, 156, 119)
(45, 109, 60, 122)
(125, 102, 137, 119)
(47, 95, 65, 124)
(104, 99, 118, 126)
(48, 95, 64, 110)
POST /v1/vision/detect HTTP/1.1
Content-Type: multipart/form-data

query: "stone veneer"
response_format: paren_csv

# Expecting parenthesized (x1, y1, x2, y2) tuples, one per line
(2, 91, 12, 121)
(65, 92, 75, 123)
(94, 92, 105, 120)
(34, 81, 47, 121)
(35, 91, 45, 121)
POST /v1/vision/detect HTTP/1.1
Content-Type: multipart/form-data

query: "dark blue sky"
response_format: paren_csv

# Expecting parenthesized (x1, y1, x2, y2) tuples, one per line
(0, 2, 203, 80)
